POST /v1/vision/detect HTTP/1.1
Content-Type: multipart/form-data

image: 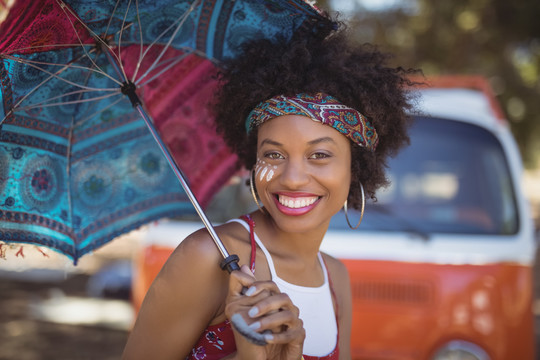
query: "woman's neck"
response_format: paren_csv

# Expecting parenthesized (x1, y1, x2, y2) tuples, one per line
(250, 211, 329, 265)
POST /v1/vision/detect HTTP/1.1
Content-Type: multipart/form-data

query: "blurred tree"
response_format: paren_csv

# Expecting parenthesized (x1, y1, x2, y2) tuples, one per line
(322, 0, 540, 167)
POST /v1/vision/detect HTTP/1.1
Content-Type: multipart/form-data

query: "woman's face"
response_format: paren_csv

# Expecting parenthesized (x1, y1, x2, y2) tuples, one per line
(255, 115, 352, 234)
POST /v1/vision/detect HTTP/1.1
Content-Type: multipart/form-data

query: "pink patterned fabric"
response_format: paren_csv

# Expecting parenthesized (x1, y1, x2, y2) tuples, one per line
(0, 0, 92, 55)
(121, 46, 239, 206)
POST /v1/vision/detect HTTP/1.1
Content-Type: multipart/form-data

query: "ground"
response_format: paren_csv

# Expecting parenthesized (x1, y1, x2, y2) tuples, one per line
(1, 175, 540, 360)
(0, 274, 128, 360)
(0, 232, 138, 360)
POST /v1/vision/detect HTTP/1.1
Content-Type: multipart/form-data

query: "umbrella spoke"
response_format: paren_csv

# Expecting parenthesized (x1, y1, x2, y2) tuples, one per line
(73, 95, 125, 129)
(2, 53, 123, 87)
(16, 91, 121, 113)
(69, 50, 125, 129)
(54, 0, 132, 85)
(4, 54, 120, 91)
(0, 53, 118, 127)
(115, 0, 133, 83)
(134, 0, 200, 86)
(53, 0, 109, 41)
(103, 0, 122, 43)
(0, 91, 121, 126)
(27, 88, 118, 108)
(136, 52, 191, 88)
(131, 0, 146, 82)
(54, 0, 123, 83)
(2, 43, 95, 55)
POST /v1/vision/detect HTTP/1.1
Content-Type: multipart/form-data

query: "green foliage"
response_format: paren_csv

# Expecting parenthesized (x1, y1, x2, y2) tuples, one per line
(322, 0, 540, 167)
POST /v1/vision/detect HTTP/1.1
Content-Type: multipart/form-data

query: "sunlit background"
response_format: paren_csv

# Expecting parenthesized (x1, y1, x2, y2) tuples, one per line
(328, 0, 540, 225)
(1, 0, 539, 359)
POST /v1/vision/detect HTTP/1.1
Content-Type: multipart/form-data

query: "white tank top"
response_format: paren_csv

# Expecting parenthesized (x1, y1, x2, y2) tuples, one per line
(230, 218, 338, 356)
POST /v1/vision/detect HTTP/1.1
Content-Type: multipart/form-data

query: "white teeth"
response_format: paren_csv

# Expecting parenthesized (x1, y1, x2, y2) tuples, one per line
(278, 195, 318, 209)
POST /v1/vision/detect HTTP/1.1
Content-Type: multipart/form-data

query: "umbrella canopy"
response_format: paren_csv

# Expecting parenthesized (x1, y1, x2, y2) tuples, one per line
(0, 0, 333, 263)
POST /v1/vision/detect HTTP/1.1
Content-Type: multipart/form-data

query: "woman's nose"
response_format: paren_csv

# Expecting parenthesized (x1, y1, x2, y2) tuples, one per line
(280, 158, 309, 188)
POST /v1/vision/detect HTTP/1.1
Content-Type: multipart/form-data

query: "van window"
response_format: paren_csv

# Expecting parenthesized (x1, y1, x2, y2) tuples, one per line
(331, 117, 519, 235)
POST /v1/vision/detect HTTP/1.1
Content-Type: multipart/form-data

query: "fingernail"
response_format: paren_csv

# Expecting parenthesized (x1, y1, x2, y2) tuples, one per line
(248, 321, 260, 330)
(248, 306, 259, 318)
(245, 286, 256, 296)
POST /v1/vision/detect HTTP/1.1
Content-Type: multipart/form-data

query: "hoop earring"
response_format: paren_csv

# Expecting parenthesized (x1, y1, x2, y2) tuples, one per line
(344, 182, 365, 230)
(250, 169, 265, 213)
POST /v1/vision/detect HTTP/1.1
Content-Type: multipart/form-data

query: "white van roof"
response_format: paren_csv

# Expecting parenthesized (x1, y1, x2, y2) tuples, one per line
(410, 76, 508, 131)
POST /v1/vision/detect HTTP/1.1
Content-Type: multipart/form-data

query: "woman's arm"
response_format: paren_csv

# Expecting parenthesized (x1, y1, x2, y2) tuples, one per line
(122, 228, 229, 359)
(224, 265, 305, 360)
(323, 254, 353, 360)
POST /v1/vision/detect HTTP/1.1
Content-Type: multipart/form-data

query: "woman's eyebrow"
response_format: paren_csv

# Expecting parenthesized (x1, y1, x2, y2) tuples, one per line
(307, 136, 336, 145)
(260, 137, 336, 147)
(260, 138, 283, 146)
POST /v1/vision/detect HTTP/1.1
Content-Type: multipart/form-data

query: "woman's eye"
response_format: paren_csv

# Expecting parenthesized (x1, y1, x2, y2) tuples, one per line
(310, 152, 330, 159)
(265, 152, 284, 160)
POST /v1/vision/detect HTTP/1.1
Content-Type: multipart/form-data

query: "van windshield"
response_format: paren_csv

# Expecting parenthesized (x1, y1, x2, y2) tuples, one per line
(331, 117, 519, 235)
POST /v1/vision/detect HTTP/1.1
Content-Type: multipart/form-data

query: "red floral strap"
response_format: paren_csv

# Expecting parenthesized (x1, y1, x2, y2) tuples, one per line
(239, 214, 256, 274)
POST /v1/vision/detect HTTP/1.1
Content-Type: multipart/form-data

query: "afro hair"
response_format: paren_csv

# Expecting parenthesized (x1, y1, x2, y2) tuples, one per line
(212, 15, 421, 209)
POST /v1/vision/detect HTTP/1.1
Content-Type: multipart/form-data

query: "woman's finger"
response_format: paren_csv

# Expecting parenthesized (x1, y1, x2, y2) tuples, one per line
(247, 292, 299, 319)
(242, 279, 281, 298)
(264, 321, 306, 346)
(228, 265, 257, 296)
(248, 303, 302, 336)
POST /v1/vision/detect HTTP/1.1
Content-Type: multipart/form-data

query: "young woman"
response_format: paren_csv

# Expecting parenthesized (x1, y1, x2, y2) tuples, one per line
(122, 17, 417, 360)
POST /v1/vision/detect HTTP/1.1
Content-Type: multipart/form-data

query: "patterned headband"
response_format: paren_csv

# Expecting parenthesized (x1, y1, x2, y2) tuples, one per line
(245, 93, 378, 151)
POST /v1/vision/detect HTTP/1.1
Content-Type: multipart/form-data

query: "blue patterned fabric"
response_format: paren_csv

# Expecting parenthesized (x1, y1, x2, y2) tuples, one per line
(0, 0, 331, 263)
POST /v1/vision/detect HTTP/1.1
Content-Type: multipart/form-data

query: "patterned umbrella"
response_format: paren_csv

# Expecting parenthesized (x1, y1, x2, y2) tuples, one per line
(0, 0, 333, 264)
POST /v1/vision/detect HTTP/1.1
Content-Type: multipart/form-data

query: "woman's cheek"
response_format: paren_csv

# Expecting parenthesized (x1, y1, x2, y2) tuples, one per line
(255, 158, 278, 182)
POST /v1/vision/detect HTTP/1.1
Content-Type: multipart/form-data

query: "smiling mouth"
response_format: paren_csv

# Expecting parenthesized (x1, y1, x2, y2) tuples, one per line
(277, 194, 319, 209)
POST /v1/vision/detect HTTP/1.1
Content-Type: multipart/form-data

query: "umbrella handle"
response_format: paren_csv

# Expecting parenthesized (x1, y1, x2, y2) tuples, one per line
(230, 313, 271, 346)
(133, 102, 271, 346)
(106, 52, 269, 347)
(220, 255, 271, 346)
(220, 254, 241, 273)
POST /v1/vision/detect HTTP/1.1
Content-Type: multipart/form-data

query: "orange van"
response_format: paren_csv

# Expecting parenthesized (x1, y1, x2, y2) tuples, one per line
(132, 77, 536, 360)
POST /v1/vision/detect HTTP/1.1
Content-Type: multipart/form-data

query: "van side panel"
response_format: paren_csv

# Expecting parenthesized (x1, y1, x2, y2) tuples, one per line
(344, 259, 535, 360)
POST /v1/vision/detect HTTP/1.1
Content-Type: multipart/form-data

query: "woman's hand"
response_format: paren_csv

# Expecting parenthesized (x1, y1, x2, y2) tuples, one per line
(225, 265, 305, 360)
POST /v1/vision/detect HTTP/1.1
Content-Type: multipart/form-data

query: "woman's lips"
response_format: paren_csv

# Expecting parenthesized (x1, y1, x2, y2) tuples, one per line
(273, 193, 321, 216)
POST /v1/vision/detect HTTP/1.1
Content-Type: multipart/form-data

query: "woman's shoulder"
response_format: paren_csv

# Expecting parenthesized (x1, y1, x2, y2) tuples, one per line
(321, 252, 348, 276)
(320, 252, 351, 292)
(166, 219, 252, 274)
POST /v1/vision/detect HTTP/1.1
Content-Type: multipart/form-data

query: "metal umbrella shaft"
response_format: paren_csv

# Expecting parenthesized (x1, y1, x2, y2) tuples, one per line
(104, 45, 267, 346)
(136, 104, 272, 345)
(103, 48, 240, 273)
(134, 104, 240, 272)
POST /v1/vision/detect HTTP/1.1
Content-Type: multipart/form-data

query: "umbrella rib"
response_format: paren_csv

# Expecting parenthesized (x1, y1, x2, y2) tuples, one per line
(16, 91, 121, 112)
(115, 0, 133, 83)
(2, 53, 123, 87)
(136, 53, 191, 88)
(73, 96, 125, 127)
(103, 0, 122, 42)
(64, 56, 100, 241)
(134, 47, 219, 87)
(3, 55, 119, 91)
(134, 0, 201, 85)
(23, 88, 118, 108)
(54, 0, 128, 84)
(2, 43, 95, 55)
(0, 55, 118, 126)
(131, 0, 146, 82)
